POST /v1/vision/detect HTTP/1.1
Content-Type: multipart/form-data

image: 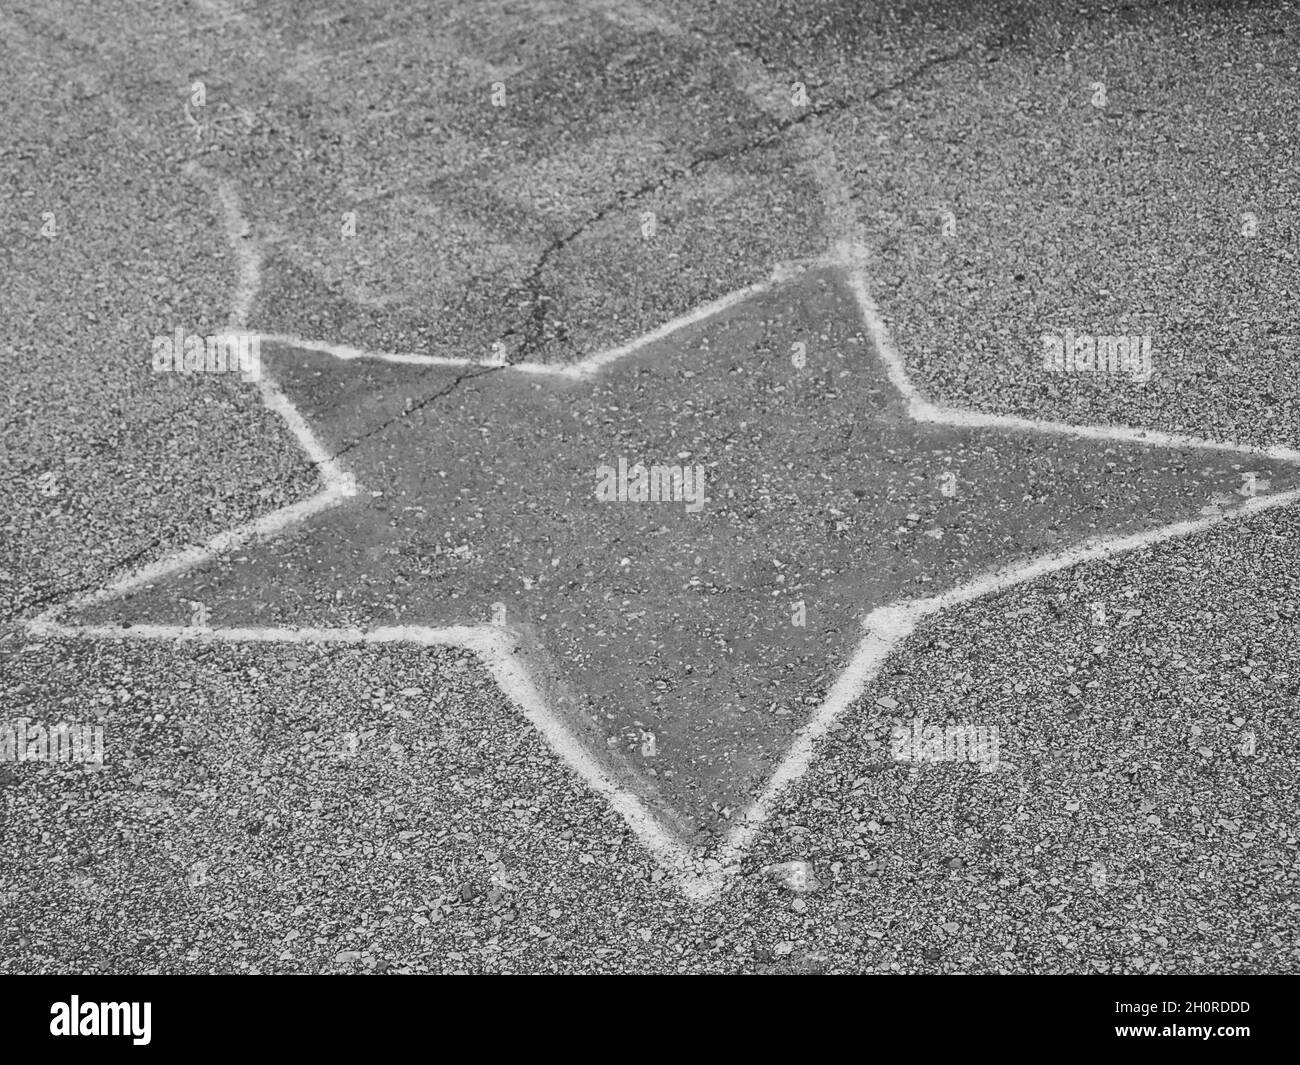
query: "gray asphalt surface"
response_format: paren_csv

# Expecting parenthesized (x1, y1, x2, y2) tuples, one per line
(3, 0, 1300, 974)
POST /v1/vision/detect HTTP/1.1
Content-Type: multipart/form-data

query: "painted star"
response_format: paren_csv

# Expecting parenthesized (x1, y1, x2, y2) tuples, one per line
(32, 244, 1300, 900)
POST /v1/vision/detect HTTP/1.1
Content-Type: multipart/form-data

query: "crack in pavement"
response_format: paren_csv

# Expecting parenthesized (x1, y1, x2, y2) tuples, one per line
(328, 363, 508, 463)
(3, 538, 164, 626)
(511, 36, 1002, 362)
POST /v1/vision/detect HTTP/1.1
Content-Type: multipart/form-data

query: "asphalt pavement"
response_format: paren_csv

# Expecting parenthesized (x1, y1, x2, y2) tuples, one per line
(3, 0, 1299, 974)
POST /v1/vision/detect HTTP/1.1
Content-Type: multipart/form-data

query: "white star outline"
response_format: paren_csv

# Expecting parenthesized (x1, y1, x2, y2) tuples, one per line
(27, 145, 1300, 900)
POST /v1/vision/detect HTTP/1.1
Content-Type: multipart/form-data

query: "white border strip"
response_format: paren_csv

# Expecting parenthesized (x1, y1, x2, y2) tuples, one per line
(252, 253, 836, 380)
(836, 247, 1300, 463)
